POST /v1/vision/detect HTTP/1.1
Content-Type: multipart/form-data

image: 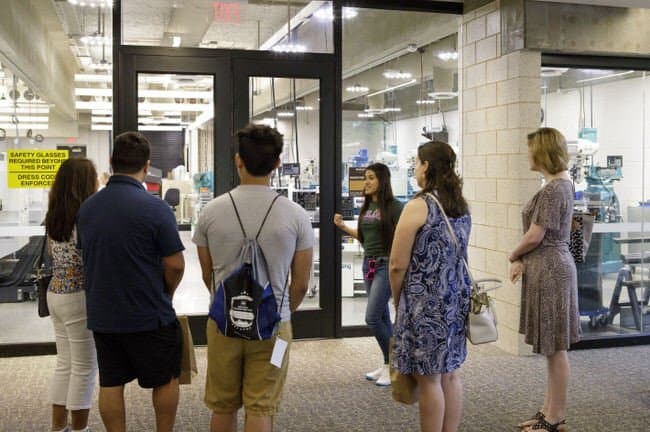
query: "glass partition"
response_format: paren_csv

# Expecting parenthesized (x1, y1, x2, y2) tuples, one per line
(542, 66, 650, 339)
(122, 0, 334, 53)
(249, 76, 321, 311)
(340, 8, 460, 326)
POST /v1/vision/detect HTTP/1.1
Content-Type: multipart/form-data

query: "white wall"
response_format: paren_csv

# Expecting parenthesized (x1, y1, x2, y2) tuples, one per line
(544, 75, 650, 220)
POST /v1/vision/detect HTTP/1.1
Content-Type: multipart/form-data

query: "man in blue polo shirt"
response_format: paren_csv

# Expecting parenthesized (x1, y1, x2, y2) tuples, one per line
(77, 131, 185, 432)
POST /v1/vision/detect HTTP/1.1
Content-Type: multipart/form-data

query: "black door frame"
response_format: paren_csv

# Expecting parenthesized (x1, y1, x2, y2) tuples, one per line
(111, 1, 465, 344)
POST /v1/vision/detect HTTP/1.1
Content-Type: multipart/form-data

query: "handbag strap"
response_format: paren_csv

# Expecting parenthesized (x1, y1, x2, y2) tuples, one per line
(426, 194, 501, 294)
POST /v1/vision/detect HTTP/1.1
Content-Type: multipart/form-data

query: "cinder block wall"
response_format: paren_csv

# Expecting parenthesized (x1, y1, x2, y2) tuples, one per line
(460, 1, 541, 355)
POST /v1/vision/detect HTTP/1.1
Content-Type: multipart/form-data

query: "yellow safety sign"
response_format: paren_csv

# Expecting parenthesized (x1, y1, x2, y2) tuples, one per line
(7, 150, 69, 189)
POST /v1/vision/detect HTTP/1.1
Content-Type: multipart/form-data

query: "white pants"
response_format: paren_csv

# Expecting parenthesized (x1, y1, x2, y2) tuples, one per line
(48, 290, 98, 410)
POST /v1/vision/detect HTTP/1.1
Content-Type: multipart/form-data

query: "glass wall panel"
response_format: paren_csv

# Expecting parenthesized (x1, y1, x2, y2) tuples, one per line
(542, 67, 650, 339)
(0, 0, 113, 344)
(122, 0, 334, 53)
(341, 8, 460, 326)
(249, 77, 321, 311)
(135, 72, 215, 315)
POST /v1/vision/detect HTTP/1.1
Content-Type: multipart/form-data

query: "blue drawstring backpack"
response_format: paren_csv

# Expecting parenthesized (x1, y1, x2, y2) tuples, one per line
(209, 193, 286, 340)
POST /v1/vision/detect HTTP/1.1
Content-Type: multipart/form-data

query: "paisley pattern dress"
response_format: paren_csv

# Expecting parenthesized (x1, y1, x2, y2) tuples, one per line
(392, 195, 472, 375)
(48, 228, 84, 294)
(519, 179, 580, 355)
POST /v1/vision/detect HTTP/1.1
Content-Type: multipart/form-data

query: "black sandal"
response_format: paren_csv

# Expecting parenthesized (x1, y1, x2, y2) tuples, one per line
(529, 417, 567, 431)
(518, 411, 545, 429)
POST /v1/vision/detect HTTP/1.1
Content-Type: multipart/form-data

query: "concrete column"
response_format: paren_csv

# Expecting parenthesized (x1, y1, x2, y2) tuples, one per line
(460, 0, 541, 355)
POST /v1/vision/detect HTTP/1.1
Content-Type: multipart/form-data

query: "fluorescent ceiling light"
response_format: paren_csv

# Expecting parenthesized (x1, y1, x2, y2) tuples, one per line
(0, 107, 50, 114)
(0, 116, 49, 122)
(75, 88, 213, 99)
(357, 113, 374, 118)
(91, 124, 112, 131)
(383, 70, 412, 80)
(68, 0, 113, 7)
(76, 101, 212, 111)
(92, 109, 112, 115)
(437, 51, 459, 61)
(346, 84, 369, 93)
(314, 6, 358, 20)
(172, 36, 182, 48)
(272, 44, 306, 53)
(75, 74, 112, 83)
(276, 111, 295, 118)
(367, 79, 417, 98)
(81, 35, 111, 46)
(416, 99, 436, 105)
(575, 70, 635, 84)
(428, 91, 458, 100)
(0, 123, 48, 130)
(295, 106, 314, 111)
(540, 67, 569, 78)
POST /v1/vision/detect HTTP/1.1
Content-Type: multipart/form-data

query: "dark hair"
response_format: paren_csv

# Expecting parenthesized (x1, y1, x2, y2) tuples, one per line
(416, 141, 468, 218)
(357, 162, 398, 253)
(236, 124, 283, 176)
(45, 158, 97, 242)
(111, 131, 150, 174)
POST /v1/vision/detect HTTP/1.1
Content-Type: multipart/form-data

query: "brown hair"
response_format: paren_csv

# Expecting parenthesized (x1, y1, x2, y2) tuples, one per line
(357, 162, 399, 253)
(416, 141, 468, 218)
(527, 127, 569, 174)
(45, 158, 97, 242)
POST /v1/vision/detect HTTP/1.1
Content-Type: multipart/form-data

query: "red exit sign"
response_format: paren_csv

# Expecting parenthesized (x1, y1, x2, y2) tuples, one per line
(214, 1, 241, 23)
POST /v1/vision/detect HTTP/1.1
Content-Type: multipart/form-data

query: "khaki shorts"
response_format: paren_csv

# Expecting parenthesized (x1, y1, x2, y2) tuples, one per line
(204, 318, 292, 417)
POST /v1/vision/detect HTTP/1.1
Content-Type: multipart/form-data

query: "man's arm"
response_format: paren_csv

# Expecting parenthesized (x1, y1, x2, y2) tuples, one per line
(162, 251, 185, 298)
(289, 247, 313, 312)
(197, 246, 213, 291)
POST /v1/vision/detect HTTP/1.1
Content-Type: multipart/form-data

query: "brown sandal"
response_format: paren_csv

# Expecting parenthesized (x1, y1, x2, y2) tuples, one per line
(529, 417, 567, 431)
(518, 411, 545, 429)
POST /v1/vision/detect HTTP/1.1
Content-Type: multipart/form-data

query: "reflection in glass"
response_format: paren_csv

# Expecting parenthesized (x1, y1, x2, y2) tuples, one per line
(542, 67, 650, 338)
(341, 8, 460, 326)
(250, 77, 321, 311)
(122, 0, 333, 53)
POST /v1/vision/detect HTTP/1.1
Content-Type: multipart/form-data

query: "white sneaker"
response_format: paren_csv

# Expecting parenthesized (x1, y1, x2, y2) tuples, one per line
(375, 365, 391, 386)
(365, 365, 384, 381)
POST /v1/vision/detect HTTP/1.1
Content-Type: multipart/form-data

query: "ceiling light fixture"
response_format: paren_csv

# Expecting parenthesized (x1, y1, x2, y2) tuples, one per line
(81, 35, 112, 46)
(540, 67, 569, 78)
(172, 36, 182, 48)
(346, 84, 369, 93)
(367, 79, 417, 98)
(357, 113, 374, 118)
(314, 6, 358, 20)
(575, 70, 635, 84)
(276, 111, 295, 118)
(416, 99, 436, 105)
(295, 106, 314, 111)
(437, 51, 459, 61)
(272, 43, 307, 53)
(428, 91, 458, 100)
(383, 70, 412, 80)
(68, 0, 113, 8)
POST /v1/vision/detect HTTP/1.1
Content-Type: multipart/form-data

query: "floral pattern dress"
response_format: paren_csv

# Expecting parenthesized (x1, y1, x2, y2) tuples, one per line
(48, 228, 84, 294)
(392, 195, 472, 375)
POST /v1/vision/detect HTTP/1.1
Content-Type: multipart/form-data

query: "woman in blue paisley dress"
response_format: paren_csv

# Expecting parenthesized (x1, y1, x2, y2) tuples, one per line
(390, 141, 471, 432)
(45, 158, 99, 432)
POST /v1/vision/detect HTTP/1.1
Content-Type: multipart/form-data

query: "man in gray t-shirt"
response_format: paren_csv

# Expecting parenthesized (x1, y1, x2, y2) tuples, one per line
(193, 124, 313, 432)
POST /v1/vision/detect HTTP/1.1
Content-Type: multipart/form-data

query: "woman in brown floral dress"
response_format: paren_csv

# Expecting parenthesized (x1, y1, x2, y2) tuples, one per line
(509, 128, 579, 432)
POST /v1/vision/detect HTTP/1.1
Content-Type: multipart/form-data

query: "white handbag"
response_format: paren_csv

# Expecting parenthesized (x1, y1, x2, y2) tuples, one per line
(427, 193, 500, 345)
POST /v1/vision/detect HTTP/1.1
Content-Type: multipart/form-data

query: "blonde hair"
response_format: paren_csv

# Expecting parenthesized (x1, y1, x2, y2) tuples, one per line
(527, 127, 569, 174)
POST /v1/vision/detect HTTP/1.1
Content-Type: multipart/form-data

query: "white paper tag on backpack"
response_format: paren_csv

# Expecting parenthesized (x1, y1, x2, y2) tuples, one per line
(270, 337, 288, 368)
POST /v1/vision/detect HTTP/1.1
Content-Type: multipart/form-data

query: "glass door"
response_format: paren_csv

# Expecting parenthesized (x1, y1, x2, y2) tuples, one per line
(116, 48, 336, 339)
(233, 56, 336, 338)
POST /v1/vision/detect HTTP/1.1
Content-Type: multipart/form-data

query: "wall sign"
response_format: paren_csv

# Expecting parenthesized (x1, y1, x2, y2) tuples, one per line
(7, 149, 69, 189)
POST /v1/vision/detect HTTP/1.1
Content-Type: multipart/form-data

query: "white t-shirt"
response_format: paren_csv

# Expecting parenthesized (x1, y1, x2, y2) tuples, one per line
(193, 185, 314, 321)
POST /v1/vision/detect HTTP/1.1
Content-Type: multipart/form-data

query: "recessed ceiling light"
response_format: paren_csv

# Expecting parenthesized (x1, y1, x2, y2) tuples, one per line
(346, 84, 369, 93)
(383, 70, 412, 80)
(437, 51, 459, 61)
(416, 99, 436, 105)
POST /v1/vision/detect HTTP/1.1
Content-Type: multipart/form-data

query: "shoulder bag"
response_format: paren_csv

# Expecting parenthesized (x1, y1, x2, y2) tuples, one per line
(426, 193, 500, 345)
